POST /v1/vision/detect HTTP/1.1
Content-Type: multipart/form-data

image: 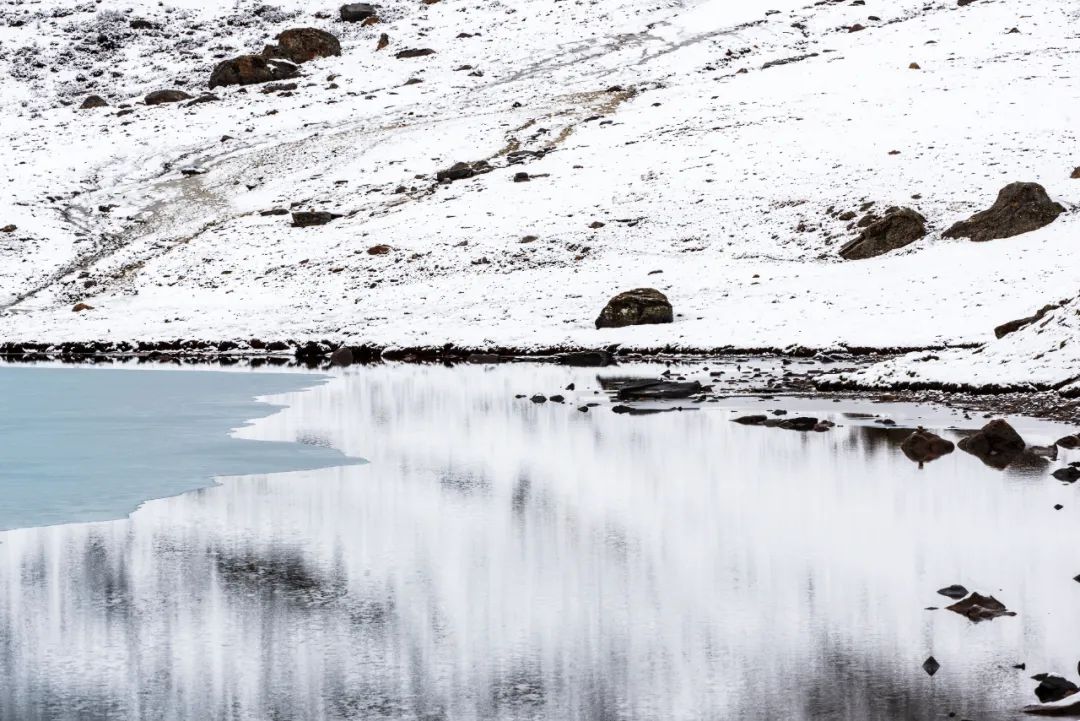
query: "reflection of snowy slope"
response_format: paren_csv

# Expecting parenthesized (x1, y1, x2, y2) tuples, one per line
(1, 0, 1077, 387)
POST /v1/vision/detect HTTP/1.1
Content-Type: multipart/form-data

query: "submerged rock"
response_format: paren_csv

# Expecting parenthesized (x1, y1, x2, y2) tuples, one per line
(838, 207, 926, 260)
(595, 288, 673, 329)
(209, 55, 300, 88)
(901, 427, 955, 464)
(958, 419, 1026, 469)
(264, 28, 341, 64)
(945, 591, 1015, 622)
(943, 182, 1064, 242)
(616, 380, 701, 401)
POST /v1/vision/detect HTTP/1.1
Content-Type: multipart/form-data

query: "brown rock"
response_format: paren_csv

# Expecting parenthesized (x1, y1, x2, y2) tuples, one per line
(958, 418, 1026, 469)
(264, 28, 341, 64)
(901, 427, 955, 464)
(80, 95, 108, 109)
(595, 288, 674, 329)
(993, 303, 1059, 339)
(0, 224, 16, 233)
(396, 48, 436, 59)
(943, 182, 1064, 242)
(839, 206, 926, 260)
(340, 3, 377, 22)
(144, 90, 192, 105)
(367, 244, 391, 255)
(291, 211, 341, 227)
(945, 592, 1015, 622)
(72, 303, 94, 312)
(209, 55, 300, 89)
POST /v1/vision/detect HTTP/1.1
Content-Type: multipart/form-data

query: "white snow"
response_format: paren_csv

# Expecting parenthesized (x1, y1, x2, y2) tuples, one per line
(1, 0, 1078, 386)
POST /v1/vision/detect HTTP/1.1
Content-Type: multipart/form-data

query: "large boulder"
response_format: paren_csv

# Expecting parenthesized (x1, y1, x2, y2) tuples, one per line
(79, 95, 108, 109)
(340, 3, 377, 22)
(958, 418, 1025, 469)
(943, 182, 1065, 242)
(595, 288, 673, 329)
(263, 28, 341, 64)
(839, 207, 926, 260)
(209, 55, 300, 89)
(144, 89, 192, 105)
(901, 427, 955, 465)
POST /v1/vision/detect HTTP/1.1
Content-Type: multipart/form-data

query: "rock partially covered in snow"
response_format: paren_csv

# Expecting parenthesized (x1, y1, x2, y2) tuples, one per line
(595, 288, 673, 329)
(943, 182, 1065, 242)
(264, 28, 341, 64)
(839, 207, 926, 260)
(209, 55, 300, 89)
(144, 90, 192, 105)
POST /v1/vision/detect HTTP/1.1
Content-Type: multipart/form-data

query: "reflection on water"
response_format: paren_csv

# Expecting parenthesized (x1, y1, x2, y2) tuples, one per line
(1, 363, 1078, 721)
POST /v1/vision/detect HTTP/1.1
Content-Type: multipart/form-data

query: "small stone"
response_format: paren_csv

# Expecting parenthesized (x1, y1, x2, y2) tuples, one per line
(922, 657, 941, 677)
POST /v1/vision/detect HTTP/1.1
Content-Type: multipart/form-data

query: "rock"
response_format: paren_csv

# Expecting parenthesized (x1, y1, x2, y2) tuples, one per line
(377, 33, 389, 51)
(260, 82, 298, 94)
(144, 89, 192, 105)
(340, 3, 377, 22)
(838, 207, 926, 260)
(922, 656, 940, 677)
(72, 303, 93, 312)
(901, 427, 956, 464)
(367, 244, 391, 255)
(0, 224, 16, 233)
(937, 584, 969, 599)
(330, 347, 353, 366)
(1056, 435, 1080, 449)
(943, 182, 1065, 242)
(1033, 674, 1080, 704)
(595, 288, 674, 329)
(186, 94, 220, 106)
(466, 353, 501, 364)
(209, 55, 300, 88)
(1052, 467, 1080, 483)
(555, 351, 613, 367)
(80, 95, 108, 109)
(958, 419, 1026, 469)
(396, 48, 436, 59)
(264, 28, 341, 64)
(1029, 444, 1058, 460)
(530, 394, 547, 404)
(945, 592, 1015, 622)
(778, 416, 819, 432)
(732, 415, 768, 425)
(436, 161, 490, 182)
(291, 211, 341, 227)
(994, 303, 1060, 339)
(1072, 167, 1080, 180)
(616, 380, 702, 401)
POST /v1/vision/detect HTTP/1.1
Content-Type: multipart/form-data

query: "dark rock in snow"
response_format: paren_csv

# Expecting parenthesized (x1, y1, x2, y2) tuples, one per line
(1053, 467, 1080, 483)
(396, 48, 436, 59)
(943, 182, 1065, 242)
(330, 347, 353, 366)
(733, 415, 768, 425)
(901, 427, 955, 464)
(264, 28, 341, 64)
(616, 380, 702, 401)
(530, 394, 547, 404)
(79, 95, 108, 109)
(291, 211, 341, 227)
(937, 584, 969, 600)
(922, 657, 941, 677)
(209, 55, 300, 88)
(556, 351, 613, 367)
(777, 416, 819, 432)
(144, 89, 192, 105)
(436, 161, 490, 182)
(958, 419, 1026, 469)
(994, 303, 1060, 339)
(1057, 435, 1080, 449)
(1032, 674, 1080, 704)
(945, 592, 1015, 622)
(340, 3, 377, 22)
(595, 288, 673, 329)
(839, 207, 926, 260)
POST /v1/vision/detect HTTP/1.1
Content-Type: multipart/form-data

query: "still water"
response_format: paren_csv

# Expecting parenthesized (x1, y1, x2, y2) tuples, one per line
(0, 362, 1078, 721)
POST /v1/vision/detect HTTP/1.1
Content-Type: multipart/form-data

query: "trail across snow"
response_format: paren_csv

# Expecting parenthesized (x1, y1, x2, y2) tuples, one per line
(0, 0, 1077, 387)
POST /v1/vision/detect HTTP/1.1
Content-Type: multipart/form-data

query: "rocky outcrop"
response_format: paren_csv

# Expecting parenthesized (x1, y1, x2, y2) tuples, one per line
(943, 182, 1065, 242)
(945, 591, 1015, 622)
(900, 427, 955, 464)
(291, 211, 341, 227)
(209, 55, 300, 88)
(144, 89, 192, 105)
(340, 3, 377, 22)
(595, 288, 673, 329)
(839, 207, 927, 260)
(79, 95, 108, 109)
(263, 28, 341, 64)
(994, 302, 1060, 339)
(957, 418, 1025, 469)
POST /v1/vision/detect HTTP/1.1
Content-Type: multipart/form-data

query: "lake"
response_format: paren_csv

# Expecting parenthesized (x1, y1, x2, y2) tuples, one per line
(0, 360, 1077, 720)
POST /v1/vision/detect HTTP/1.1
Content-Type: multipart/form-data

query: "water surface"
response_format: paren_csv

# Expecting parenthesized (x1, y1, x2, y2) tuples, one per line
(1, 362, 1078, 721)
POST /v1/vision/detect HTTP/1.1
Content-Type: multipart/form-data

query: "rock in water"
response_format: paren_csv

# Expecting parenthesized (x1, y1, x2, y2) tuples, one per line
(330, 347, 353, 366)
(209, 55, 300, 88)
(839, 207, 927, 260)
(616, 380, 701, 400)
(901, 428, 956, 464)
(340, 3, 377, 22)
(957, 419, 1026, 469)
(922, 657, 941, 677)
(1032, 674, 1080, 704)
(943, 182, 1064, 242)
(1052, 467, 1080, 482)
(936, 584, 968, 600)
(555, 351, 613, 367)
(144, 89, 192, 105)
(264, 28, 341, 64)
(945, 592, 1015, 622)
(595, 288, 673, 329)
(79, 95, 108, 109)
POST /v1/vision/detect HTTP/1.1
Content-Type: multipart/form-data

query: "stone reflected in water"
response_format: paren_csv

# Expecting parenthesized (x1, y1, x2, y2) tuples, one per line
(0, 363, 1076, 720)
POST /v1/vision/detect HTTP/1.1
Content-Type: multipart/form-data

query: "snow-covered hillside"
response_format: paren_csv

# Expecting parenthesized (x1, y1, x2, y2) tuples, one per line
(1, 0, 1077, 387)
